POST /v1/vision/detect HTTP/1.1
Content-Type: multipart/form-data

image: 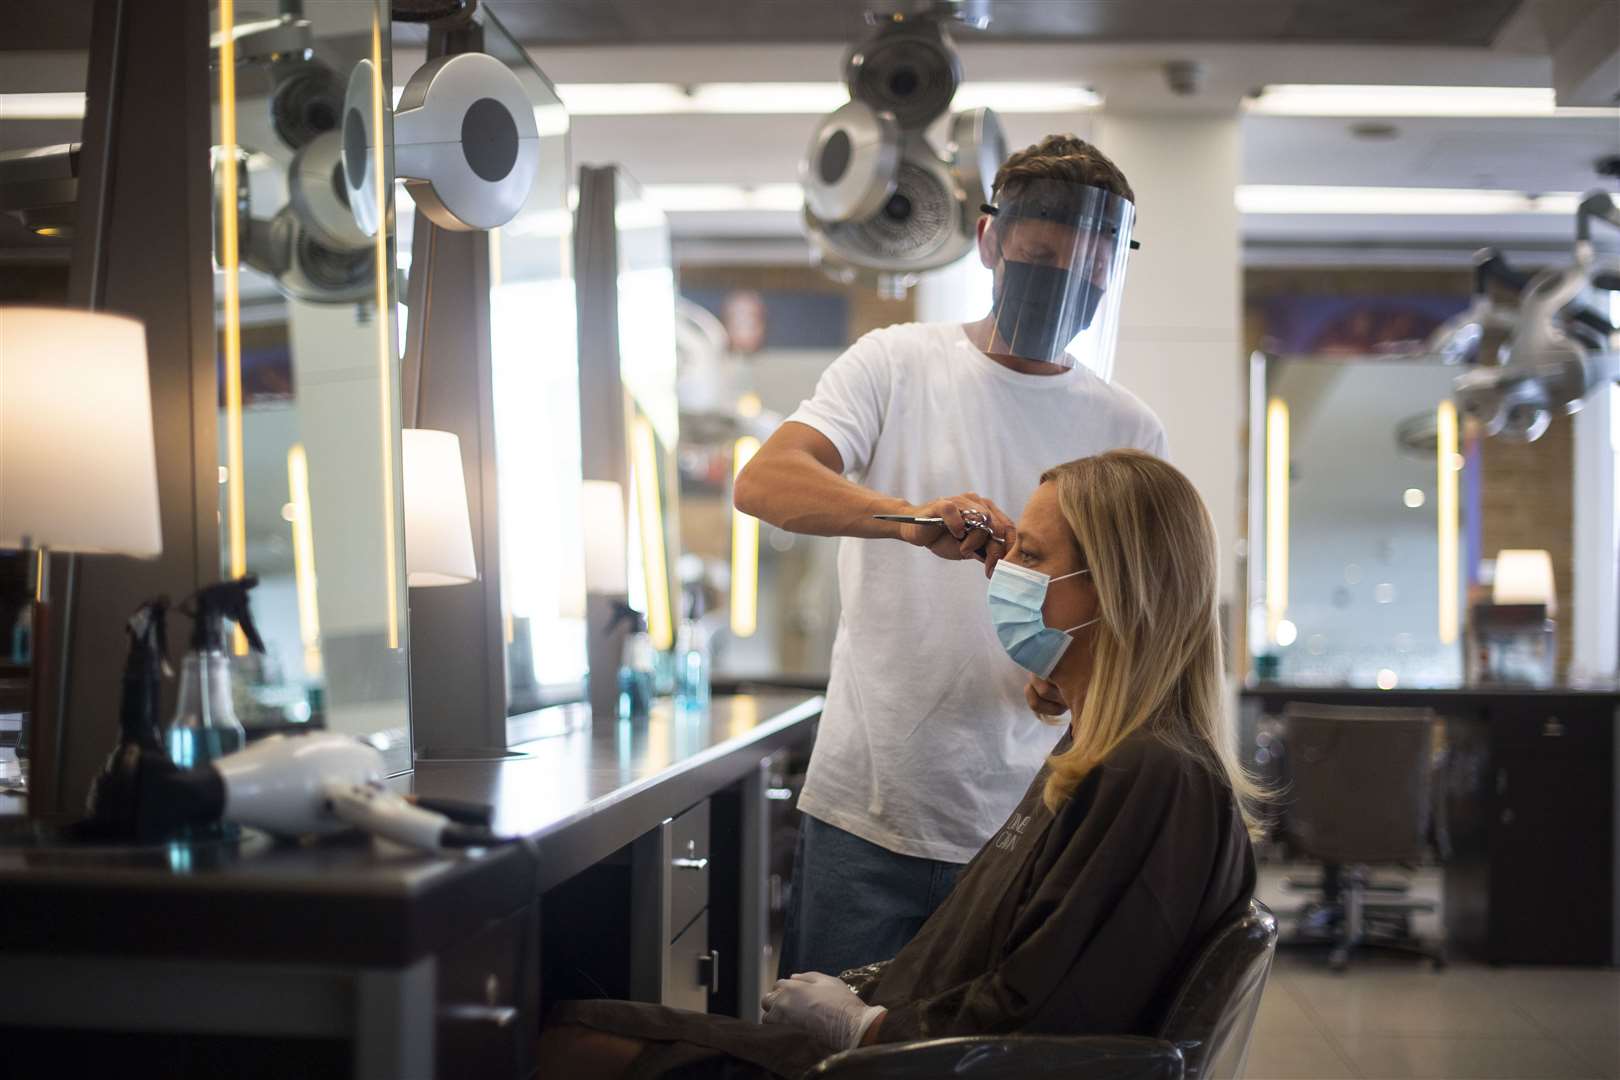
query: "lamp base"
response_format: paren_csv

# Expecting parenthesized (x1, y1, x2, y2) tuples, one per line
(22, 546, 50, 815)
(586, 592, 629, 723)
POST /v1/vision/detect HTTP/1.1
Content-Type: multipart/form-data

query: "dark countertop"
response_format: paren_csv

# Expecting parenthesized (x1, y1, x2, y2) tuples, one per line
(1242, 684, 1620, 704)
(0, 693, 823, 963)
(413, 692, 823, 891)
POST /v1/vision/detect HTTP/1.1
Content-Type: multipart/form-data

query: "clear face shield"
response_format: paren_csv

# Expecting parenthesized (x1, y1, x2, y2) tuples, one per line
(981, 179, 1137, 376)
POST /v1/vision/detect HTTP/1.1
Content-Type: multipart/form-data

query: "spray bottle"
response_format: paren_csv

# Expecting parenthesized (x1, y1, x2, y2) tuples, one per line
(83, 596, 172, 832)
(165, 576, 263, 772)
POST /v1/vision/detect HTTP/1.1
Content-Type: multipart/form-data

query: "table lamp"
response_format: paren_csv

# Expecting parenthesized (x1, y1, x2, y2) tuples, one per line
(1469, 548, 1558, 686)
(401, 428, 478, 587)
(0, 306, 163, 799)
(582, 479, 629, 721)
(1492, 549, 1556, 613)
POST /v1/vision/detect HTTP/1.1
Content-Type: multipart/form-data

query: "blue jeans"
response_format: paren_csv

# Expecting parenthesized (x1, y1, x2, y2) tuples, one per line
(778, 815, 966, 979)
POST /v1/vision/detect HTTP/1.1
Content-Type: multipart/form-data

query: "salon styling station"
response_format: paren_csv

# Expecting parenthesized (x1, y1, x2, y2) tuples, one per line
(1241, 684, 1620, 968)
(0, 693, 821, 1078)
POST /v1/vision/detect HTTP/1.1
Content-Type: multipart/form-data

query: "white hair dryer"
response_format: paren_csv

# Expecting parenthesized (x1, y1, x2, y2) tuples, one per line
(88, 732, 501, 851)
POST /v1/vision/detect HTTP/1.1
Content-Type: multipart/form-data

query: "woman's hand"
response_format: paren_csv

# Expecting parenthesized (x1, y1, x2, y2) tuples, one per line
(761, 972, 887, 1052)
(1025, 676, 1069, 718)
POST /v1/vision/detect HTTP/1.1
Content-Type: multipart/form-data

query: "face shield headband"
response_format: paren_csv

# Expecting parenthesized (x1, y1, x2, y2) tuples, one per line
(981, 180, 1137, 377)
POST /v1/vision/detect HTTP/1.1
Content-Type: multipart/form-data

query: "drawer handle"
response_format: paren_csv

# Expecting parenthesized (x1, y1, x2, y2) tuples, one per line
(1543, 717, 1565, 737)
(439, 1004, 518, 1028)
(699, 948, 721, 994)
(673, 856, 709, 871)
(765, 787, 795, 802)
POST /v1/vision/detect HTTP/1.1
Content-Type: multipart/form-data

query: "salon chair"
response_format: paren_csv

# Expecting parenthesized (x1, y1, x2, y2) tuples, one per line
(807, 900, 1277, 1080)
(1279, 703, 1445, 972)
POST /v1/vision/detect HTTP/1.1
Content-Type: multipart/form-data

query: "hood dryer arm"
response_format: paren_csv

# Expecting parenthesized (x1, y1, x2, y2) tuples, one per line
(1578, 193, 1620, 294)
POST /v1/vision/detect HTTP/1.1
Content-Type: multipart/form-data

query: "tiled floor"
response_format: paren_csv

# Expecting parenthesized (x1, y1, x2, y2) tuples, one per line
(1247, 868, 1620, 1079)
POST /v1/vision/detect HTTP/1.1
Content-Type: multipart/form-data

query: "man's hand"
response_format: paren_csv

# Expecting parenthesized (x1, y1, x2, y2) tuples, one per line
(1025, 676, 1069, 718)
(898, 493, 1015, 575)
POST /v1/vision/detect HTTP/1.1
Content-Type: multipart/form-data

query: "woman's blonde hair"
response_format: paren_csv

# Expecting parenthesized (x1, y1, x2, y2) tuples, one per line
(1038, 450, 1264, 835)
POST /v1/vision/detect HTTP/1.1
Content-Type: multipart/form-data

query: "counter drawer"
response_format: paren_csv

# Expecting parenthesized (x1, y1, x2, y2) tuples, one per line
(664, 909, 715, 1013)
(436, 903, 535, 1078)
(669, 800, 711, 938)
(632, 798, 716, 1008)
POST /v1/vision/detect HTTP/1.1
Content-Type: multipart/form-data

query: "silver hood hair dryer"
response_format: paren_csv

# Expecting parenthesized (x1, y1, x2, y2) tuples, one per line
(801, 1, 1004, 296)
(1447, 193, 1620, 443)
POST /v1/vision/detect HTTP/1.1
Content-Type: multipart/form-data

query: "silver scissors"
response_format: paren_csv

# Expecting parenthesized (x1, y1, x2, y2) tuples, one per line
(874, 510, 1007, 558)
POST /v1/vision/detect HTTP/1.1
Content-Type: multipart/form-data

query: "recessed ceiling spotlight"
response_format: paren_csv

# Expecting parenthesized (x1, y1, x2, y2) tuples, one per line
(1349, 121, 1399, 140)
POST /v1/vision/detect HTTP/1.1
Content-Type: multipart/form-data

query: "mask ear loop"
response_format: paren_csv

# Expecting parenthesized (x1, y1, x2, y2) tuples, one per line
(1053, 568, 1095, 635)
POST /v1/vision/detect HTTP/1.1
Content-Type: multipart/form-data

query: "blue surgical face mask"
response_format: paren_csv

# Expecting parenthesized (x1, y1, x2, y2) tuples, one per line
(988, 561, 1099, 679)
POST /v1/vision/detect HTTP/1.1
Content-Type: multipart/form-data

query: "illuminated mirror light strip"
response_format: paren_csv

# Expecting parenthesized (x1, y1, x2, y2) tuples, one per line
(632, 415, 674, 651)
(1265, 398, 1290, 645)
(371, 12, 401, 650)
(731, 436, 761, 639)
(488, 226, 514, 646)
(287, 444, 322, 678)
(218, 0, 248, 655)
(1437, 400, 1460, 645)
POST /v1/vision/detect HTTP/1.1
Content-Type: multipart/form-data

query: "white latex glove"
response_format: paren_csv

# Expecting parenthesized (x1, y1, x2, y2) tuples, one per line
(761, 971, 886, 1052)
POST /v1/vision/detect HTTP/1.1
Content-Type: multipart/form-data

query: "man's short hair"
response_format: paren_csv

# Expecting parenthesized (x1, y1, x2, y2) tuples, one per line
(992, 135, 1135, 205)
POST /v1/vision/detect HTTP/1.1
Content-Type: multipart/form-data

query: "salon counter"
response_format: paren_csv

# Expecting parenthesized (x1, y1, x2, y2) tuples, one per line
(1241, 685, 1618, 966)
(413, 692, 823, 892)
(0, 692, 823, 1079)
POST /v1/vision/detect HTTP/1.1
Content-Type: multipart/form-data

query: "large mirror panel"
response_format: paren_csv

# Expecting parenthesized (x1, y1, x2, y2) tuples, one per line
(1250, 355, 1466, 689)
(481, 12, 587, 713)
(212, 0, 410, 771)
(616, 174, 684, 669)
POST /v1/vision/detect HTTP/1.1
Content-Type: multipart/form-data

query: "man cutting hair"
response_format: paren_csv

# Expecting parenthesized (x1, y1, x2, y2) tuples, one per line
(734, 134, 1168, 978)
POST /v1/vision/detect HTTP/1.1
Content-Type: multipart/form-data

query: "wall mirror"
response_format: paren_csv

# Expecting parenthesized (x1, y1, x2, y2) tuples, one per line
(1249, 353, 1467, 689)
(615, 174, 683, 664)
(394, 8, 588, 717)
(211, 0, 411, 772)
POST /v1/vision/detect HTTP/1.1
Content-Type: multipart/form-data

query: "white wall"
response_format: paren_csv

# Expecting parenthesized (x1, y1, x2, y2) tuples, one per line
(1573, 384, 1619, 682)
(1092, 114, 1244, 615)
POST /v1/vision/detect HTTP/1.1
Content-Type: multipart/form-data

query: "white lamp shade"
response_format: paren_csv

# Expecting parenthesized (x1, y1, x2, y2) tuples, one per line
(1492, 548, 1557, 614)
(402, 428, 477, 587)
(581, 479, 627, 594)
(1, 306, 162, 555)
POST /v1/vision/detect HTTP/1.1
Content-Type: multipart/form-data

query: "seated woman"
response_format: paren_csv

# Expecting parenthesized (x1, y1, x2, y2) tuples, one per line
(540, 449, 1261, 1079)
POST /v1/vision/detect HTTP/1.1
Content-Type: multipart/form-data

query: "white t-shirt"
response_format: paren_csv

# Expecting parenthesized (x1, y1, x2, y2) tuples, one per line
(787, 322, 1169, 863)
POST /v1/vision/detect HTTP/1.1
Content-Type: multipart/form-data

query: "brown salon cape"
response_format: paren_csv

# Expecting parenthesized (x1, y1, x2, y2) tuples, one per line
(555, 728, 1256, 1079)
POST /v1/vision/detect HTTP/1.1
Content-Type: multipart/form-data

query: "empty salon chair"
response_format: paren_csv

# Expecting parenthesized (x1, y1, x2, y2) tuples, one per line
(809, 901, 1278, 1080)
(1280, 703, 1445, 971)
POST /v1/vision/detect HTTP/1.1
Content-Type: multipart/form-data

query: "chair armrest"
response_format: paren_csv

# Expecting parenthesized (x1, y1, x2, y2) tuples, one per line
(803, 1034, 1184, 1079)
(837, 961, 890, 1002)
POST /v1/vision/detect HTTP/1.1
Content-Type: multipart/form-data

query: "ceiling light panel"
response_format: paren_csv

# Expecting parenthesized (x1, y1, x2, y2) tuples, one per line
(0, 92, 88, 120)
(641, 183, 803, 212)
(554, 82, 1099, 116)
(1249, 84, 1619, 118)
(1237, 185, 1582, 215)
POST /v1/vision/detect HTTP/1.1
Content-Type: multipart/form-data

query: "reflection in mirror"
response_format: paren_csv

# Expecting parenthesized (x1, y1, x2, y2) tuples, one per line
(478, 11, 586, 713)
(211, 0, 410, 772)
(616, 174, 683, 671)
(392, 7, 587, 722)
(0, 9, 92, 802)
(1250, 355, 1465, 689)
